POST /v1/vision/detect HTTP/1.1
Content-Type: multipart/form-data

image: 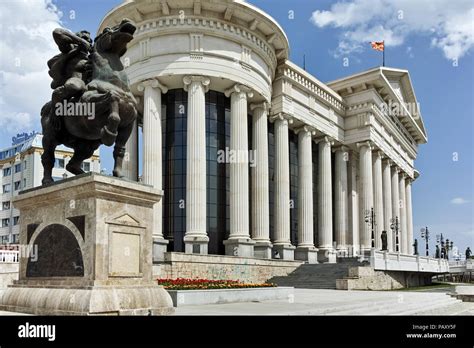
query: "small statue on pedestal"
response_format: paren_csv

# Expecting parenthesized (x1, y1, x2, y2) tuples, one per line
(381, 231, 388, 251)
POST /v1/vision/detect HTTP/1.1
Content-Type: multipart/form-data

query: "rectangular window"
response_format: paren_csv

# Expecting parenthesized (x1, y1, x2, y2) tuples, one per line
(2, 184, 11, 193)
(55, 158, 65, 168)
(23, 178, 26, 188)
(1, 218, 9, 228)
(14, 181, 21, 191)
(3, 167, 11, 176)
(12, 234, 19, 244)
(13, 216, 19, 225)
(23, 161, 27, 170)
(2, 201, 10, 210)
(14, 163, 21, 173)
(81, 162, 91, 172)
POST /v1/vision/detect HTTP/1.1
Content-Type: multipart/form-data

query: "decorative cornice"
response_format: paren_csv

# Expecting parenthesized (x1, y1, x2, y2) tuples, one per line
(132, 16, 278, 68)
(224, 84, 253, 98)
(137, 78, 168, 93)
(183, 75, 210, 93)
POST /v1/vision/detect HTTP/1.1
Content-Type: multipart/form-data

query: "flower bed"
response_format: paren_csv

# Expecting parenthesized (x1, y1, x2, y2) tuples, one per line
(157, 278, 276, 290)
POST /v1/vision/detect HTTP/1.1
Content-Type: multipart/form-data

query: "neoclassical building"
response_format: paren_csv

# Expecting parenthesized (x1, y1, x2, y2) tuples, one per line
(99, 0, 427, 263)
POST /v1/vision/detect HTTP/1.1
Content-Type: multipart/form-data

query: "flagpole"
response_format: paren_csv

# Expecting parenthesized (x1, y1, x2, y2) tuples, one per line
(383, 40, 385, 67)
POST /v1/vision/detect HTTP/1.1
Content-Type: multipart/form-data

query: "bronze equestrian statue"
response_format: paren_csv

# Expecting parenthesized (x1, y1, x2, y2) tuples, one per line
(40, 19, 138, 185)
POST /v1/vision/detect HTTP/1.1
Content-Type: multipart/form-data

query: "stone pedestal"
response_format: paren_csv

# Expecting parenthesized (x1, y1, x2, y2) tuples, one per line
(223, 238, 255, 258)
(254, 241, 273, 259)
(0, 173, 174, 315)
(317, 248, 337, 264)
(273, 244, 296, 260)
(295, 246, 319, 264)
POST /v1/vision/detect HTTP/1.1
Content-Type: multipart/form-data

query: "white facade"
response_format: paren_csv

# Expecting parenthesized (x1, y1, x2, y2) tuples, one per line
(0, 134, 101, 244)
(99, 0, 427, 262)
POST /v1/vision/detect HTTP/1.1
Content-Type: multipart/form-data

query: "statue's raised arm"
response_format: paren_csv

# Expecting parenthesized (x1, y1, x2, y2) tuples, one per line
(52, 28, 92, 54)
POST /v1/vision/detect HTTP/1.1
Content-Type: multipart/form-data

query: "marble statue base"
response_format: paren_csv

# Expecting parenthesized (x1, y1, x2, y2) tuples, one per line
(0, 173, 174, 315)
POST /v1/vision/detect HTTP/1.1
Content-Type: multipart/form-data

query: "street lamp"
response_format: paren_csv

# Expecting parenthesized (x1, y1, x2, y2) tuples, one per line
(420, 226, 430, 257)
(364, 208, 376, 248)
(390, 216, 400, 252)
(436, 233, 444, 258)
(445, 239, 454, 260)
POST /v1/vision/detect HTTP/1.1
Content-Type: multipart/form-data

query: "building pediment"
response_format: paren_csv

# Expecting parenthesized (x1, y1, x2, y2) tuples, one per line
(327, 67, 428, 144)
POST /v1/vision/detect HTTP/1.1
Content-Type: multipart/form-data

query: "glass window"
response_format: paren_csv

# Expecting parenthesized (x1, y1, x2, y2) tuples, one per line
(14, 181, 21, 191)
(3, 184, 11, 193)
(13, 216, 19, 225)
(1, 218, 9, 227)
(55, 158, 65, 168)
(2, 201, 10, 210)
(81, 162, 91, 172)
(12, 234, 19, 244)
(23, 161, 27, 170)
(14, 164, 21, 173)
(3, 167, 11, 176)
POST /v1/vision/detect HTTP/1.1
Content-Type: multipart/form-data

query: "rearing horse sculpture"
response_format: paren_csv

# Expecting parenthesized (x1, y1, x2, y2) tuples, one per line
(40, 19, 138, 184)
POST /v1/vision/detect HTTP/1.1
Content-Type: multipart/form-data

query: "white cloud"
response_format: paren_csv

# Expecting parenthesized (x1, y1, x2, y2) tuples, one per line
(0, 0, 63, 138)
(450, 197, 470, 205)
(310, 0, 474, 60)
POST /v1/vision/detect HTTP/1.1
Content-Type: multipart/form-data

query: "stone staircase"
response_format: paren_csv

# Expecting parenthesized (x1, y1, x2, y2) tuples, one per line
(315, 292, 463, 315)
(269, 257, 368, 289)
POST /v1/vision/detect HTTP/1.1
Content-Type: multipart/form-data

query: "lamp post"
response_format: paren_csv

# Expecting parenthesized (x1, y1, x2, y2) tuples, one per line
(436, 233, 445, 259)
(390, 216, 400, 252)
(364, 208, 376, 248)
(421, 226, 430, 257)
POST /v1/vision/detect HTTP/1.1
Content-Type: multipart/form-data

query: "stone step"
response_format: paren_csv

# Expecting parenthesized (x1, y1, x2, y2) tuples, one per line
(312, 293, 451, 315)
(268, 259, 369, 290)
(394, 297, 462, 316)
(413, 300, 474, 315)
(333, 295, 460, 315)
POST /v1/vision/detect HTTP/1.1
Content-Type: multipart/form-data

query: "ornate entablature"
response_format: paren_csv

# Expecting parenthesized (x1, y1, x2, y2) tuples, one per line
(271, 61, 346, 142)
(327, 67, 427, 179)
(98, 0, 290, 102)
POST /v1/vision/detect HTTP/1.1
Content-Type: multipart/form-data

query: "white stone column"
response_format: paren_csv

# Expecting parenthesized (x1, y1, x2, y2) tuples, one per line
(348, 152, 359, 256)
(295, 126, 318, 263)
(137, 79, 168, 262)
(391, 166, 401, 252)
(250, 102, 272, 259)
(272, 114, 295, 260)
(357, 141, 373, 252)
(405, 177, 414, 255)
(123, 119, 138, 181)
(317, 136, 335, 263)
(372, 151, 384, 250)
(382, 159, 393, 251)
(399, 172, 408, 254)
(183, 75, 210, 254)
(334, 146, 349, 254)
(223, 84, 255, 257)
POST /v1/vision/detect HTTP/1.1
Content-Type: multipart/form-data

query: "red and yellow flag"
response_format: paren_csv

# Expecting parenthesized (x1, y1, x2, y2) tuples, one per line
(371, 41, 385, 51)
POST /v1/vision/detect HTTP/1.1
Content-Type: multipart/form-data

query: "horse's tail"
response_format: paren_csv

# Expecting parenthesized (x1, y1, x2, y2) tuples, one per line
(40, 101, 62, 131)
(40, 101, 52, 118)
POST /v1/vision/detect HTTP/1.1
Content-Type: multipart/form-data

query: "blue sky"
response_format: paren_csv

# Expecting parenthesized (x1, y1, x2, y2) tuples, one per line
(0, 0, 472, 256)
